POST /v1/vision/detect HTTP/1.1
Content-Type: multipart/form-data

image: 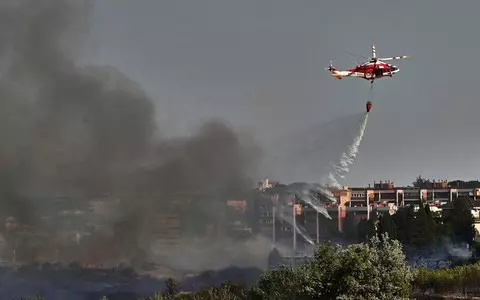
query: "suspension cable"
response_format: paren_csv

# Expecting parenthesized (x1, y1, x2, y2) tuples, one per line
(369, 81, 374, 101)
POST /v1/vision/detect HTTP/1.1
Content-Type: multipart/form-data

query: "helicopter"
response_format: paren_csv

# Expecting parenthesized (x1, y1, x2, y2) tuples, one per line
(326, 44, 410, 83)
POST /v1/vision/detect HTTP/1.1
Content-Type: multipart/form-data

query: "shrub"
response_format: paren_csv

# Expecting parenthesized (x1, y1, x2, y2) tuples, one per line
(252, 234, 414, 300)
(414, 262, 480, 296)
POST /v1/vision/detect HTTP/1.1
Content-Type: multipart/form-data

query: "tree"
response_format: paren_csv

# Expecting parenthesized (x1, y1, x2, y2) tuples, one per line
(250, 265, 313, 300)
(163, 278, 180, 300)
(368, 234, 416, 298)
(394, 207, 409, 245)
(357, 217, 376, 242)
(377, 212, 398, 241)
(357, 218, 367, 242)
(342, 212, 358, 242)
(444, 196, 475, 246)
(267, 247, 283, 269)
(309, 241, 345, 299)
(333, 235, 414, 300)
(252, 235, 415, 300)
(412, 175, 429, 188)
(423, 203, 439, 243)
(410, 202, 436, 248)
(195, 281, 248, 300)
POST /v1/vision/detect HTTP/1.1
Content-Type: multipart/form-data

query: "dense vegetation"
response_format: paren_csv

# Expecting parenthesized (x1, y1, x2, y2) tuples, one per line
(415, 262, 480, 296)
(346, 192, 477, 254)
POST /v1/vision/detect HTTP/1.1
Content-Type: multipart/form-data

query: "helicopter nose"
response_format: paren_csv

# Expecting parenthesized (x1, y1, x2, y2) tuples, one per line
(391, 65, 399, 72)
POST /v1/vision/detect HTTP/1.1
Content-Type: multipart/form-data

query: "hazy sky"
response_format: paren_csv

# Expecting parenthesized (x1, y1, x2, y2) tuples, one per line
(85, 0, 480, 187)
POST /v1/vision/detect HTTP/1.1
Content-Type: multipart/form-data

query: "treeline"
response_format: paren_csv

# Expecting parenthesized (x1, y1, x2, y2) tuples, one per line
(412, 174, 480, 189)
(342, 196, 477, 256)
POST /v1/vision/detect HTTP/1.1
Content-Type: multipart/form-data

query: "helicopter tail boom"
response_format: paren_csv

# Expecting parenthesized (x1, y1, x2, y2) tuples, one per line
(326, 61, 354, 79)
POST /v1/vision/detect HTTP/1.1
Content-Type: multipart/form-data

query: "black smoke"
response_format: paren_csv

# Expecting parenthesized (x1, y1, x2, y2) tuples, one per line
(0, 0, 262, 268)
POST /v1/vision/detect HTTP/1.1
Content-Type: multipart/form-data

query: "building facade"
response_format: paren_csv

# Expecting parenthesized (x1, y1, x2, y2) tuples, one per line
(254, 179, 480, 251)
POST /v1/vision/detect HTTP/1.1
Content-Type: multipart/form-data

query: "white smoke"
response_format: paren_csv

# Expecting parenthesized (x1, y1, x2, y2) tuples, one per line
(444, 239, 472, 260)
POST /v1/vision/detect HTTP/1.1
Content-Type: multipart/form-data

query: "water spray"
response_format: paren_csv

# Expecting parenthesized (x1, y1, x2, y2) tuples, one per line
(277, 207, 314, 246)
(263, 183, 335, 249)
(326, 111, 369, 189)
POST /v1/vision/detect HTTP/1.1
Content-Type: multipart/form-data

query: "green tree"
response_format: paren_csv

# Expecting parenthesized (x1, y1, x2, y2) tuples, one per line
(410, 202, 436, 248)
(308, 241, 345, 299)
(444, 196, 475, 245)
(423, 203, 439, 243)
(342, 212, 358, 242)
(368, 234, 416, 298)
(252, 235, 415, 300)
(333, 235, 414, 300)
(357, 217, 377, 242)
(357, 218, 367, 242)
(412, 175, 429, 188)
(394, 207, 409, 245)
(250, 266, 313, 300)
(377, 212, 398, 241)
(199, 281, 248, 300)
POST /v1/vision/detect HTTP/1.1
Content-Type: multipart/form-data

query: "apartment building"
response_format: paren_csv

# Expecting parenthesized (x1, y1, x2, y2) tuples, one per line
(255, 179, 480, 247)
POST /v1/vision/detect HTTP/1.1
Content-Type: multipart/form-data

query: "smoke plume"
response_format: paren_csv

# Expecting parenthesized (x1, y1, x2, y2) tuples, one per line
(0, 0, 262, 268)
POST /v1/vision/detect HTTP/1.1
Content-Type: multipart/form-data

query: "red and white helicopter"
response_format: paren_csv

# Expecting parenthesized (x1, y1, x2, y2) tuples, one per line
(327, 44, 410, 83)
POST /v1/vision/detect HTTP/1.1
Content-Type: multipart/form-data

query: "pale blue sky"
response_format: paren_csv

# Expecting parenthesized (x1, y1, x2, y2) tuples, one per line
(86, 0, 480, 186)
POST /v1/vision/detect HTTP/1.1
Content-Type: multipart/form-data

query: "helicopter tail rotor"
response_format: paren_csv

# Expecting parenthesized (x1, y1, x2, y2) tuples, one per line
(326, 60, 336, 72)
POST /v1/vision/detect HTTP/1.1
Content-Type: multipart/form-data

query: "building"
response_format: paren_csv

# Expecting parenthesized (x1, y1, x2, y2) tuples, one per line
(150, 192, 257, 251)
(254, 179, 480, 250)
(323, 180, 480, 233)
(226, 199, 254, 239)
(257, 178, 280, 190)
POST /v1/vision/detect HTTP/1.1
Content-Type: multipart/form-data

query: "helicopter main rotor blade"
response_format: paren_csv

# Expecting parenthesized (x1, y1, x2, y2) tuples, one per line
(376, 55, 410, 61)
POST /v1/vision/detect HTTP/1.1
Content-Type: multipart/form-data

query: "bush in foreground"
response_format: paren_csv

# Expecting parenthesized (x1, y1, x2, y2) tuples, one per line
(135, 234, 414, 300)
(251, 233, 414, 300)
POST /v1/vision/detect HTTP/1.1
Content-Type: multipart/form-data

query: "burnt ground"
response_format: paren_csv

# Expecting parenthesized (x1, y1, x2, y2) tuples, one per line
(0, 264, 262, 300)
